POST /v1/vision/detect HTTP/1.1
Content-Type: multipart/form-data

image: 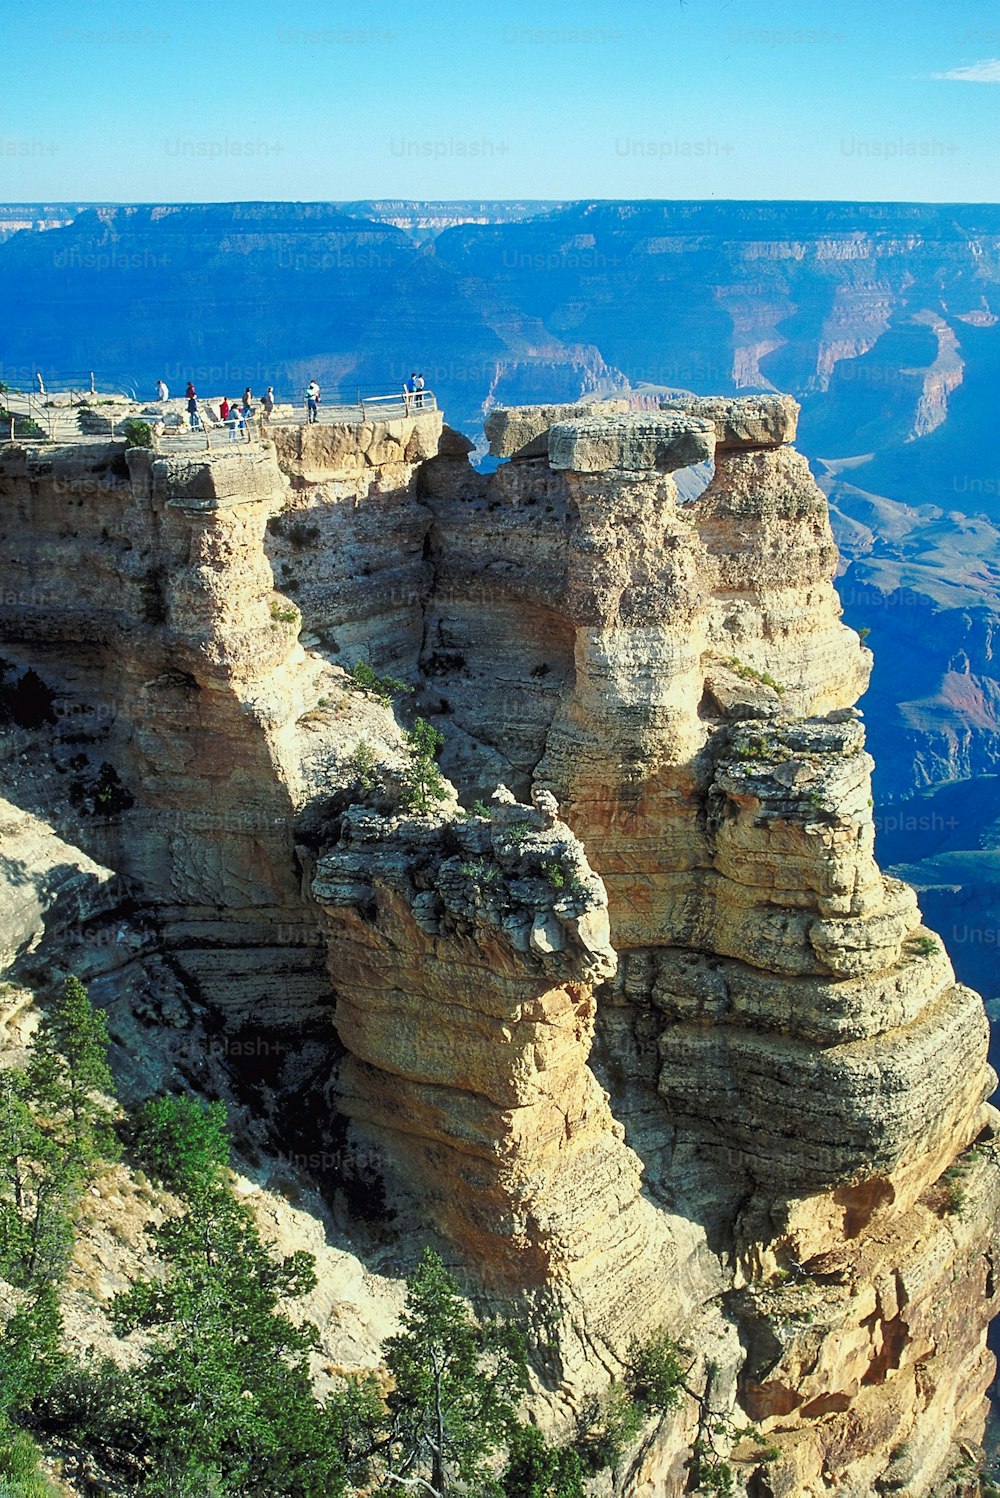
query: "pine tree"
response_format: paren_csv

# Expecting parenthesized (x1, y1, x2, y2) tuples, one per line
(400, 718, 448, 814)
(0, 975, 114, 1291)
(501, 1425, 585, 1498)
(104, 1110, 381, 1496)
(26, 976, 116, 1165)
(0, 1286, 63, 1416)
(383, 1248, 528, 1496)
(132, 1094, 229, 1197)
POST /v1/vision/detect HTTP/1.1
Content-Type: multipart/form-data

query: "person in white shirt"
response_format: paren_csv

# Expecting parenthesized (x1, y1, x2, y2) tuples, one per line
(306, 380, 320, 424)
(156, 378, 169, 402)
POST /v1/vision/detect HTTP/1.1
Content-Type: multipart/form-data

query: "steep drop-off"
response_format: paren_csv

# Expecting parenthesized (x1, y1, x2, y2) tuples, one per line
(0, 398, 997, 1496)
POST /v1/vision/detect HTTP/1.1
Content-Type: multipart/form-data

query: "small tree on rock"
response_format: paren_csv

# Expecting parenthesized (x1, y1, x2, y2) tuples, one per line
(383, 1248, 527, 1496)
(26, 976, 116, 1165)
(400, 719, 447, 815)
(501, 1424, 584, 1498)
(132, 1094, 229, 1197)
(0, 976, 115, 1291)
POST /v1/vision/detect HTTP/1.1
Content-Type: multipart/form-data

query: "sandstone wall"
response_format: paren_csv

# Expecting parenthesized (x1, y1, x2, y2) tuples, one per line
(1, 398, 996, 1496)
(0, 416, 436, 1019)
(408, 399, 999, 1493)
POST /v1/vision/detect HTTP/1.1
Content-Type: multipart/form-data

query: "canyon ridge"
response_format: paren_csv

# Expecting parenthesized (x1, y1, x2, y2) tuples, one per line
(0, 393, 998, 1496)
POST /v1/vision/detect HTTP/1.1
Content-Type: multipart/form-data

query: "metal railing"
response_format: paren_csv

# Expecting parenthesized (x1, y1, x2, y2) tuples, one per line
(1, 382, 437, 449)
(2, 370, 140, 400)
(0, 389, 98, 444)
(274, 389, 438, 424)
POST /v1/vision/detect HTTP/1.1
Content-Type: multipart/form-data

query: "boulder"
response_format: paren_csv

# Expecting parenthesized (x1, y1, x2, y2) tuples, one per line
(548, 412, 715, 473)
(484, 399, 630, 460)
(659, 394, 799, 449)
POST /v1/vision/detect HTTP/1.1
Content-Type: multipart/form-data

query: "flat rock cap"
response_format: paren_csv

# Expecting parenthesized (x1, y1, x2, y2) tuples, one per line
(658, 394, 799, 449)
(548, 412, 716, 473)
(485, 399, 631, 460)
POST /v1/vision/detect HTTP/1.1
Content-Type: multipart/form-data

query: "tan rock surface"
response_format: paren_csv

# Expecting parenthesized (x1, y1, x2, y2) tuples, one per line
(1, 394, 996, 1494)
(548, 411, 716, 473)
(484, 397, 630, 459)
(660, 392, 800, 448)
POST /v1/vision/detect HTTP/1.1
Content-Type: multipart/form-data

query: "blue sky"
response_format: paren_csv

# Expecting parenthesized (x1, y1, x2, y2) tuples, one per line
(1, 0, 999, 202)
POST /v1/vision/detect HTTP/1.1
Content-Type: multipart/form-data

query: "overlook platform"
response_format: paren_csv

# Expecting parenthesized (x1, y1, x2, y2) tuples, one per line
(0, 386, 438, 455)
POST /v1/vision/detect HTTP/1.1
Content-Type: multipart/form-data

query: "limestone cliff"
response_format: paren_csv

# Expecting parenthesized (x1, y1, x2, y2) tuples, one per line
(0, 397, 997, 1497)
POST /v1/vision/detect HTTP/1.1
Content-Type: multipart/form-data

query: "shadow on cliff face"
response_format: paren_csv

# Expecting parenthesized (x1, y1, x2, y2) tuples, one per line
(589, 994, 751, 1264)
(217, 1019, 391, 1227)
(0, 660, 56, 729)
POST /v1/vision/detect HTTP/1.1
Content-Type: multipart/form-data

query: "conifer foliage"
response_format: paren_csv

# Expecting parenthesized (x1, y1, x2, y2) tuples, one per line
(0, 976, 672, 1496)
(383, 1246, 528, 1496)
(0, 976, 114, 1495)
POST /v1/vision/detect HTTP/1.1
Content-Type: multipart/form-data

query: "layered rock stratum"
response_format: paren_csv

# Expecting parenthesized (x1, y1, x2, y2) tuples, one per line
(0, 397, 997, 1496)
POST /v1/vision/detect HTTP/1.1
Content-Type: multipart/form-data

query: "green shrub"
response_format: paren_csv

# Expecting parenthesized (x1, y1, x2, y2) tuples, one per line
(349, 740, 378, 793)
(67, 760, 134, 817)
(121, 418, 153, 449)
(132, 1095, 229, 1197)
(629, 1328, 684, 1414)
(940, 1155, 975, 1217)
(33, 1355, 143, 1461)
(579, 1383, 643, 1472)
(0, 1289, 63, 1415)
(348, 660, 412, 704)
(502, 1424, 584, 1497)
(0, 408, 45, 442)
(688, 1438, 736, 1496)
(269, 598, 299, 625)
(505, 823, 534, 847)
(0, 1423, 61, 1496)
(286, 520, 320, 550)
(400, 718, 447, 814)
(722, 657, 785, 696)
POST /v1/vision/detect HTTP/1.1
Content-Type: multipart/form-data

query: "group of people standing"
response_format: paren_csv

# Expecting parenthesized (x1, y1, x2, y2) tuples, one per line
(152, 374, 429, 432)
(154, 381, 275, 435)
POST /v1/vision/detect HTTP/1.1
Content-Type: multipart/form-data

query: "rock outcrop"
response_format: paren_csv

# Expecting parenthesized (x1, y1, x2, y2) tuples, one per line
(310, 802, 685, 1365)
(0, 396, 996, 1496)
